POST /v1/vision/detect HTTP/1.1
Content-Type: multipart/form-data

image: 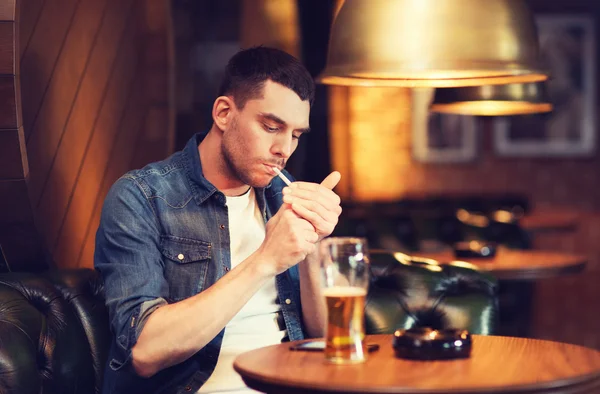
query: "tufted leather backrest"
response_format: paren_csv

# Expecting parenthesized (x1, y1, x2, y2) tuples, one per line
(0, 269, 108, 394)
(0, 260, 497, 393)
(366, 251, 498, 335)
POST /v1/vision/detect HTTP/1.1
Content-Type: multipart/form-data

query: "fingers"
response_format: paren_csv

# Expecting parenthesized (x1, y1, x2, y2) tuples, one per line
(284, 194, 339, 225)
(280, 172, 342, 239)
(304, 229, 319, 244)
(304, 241, 317, 255)
(275, 171, 342, 243)
(291, 201, 337, 237)
(283, 188, 342, 216)
(320, 171, 341, 190)
(287, 182, 341, 206)
(289, 171, 341, 193)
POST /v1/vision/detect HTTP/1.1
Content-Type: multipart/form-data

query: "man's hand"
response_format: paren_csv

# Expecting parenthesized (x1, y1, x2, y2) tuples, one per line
(282, 171, 342, 241)
(256, 205, 319, 277)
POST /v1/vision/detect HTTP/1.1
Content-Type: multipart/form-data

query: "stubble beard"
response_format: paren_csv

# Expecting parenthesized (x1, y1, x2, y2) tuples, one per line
(221, 120, 271, 188)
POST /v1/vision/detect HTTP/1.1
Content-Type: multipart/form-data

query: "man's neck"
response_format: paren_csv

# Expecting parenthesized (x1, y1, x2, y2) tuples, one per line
(198, 127, 251, 197)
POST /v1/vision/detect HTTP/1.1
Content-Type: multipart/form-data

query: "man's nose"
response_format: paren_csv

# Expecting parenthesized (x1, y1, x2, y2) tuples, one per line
(271, 134, 293, 158)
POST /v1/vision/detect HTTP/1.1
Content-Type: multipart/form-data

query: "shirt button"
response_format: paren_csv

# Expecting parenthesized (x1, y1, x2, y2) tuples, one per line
(224, 266, 230, 272)
(219, 224, 225, 230)
(285, 299, 291, 305)
(177, 254, 184, 260)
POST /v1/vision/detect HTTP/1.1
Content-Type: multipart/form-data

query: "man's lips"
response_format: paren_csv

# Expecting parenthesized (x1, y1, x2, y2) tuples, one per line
(264, 163, 283, 175)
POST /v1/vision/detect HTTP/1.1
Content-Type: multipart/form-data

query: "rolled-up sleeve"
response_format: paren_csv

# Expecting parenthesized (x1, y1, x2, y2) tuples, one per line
(94, 175, 168, 368)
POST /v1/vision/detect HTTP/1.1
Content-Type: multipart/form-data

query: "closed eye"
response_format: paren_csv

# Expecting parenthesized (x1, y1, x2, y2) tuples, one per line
(263, 123, 280, 132)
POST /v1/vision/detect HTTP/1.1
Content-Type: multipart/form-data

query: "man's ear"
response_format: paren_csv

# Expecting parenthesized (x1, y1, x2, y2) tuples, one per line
(212, 96, 235, 131)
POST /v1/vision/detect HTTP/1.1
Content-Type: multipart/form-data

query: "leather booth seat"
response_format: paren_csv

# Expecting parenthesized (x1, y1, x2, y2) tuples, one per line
(0, 252, 497, 393)
(367, 251, 497, 335)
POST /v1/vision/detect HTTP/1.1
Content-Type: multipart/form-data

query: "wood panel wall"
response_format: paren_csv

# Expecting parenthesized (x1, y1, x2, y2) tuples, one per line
(0, 0, 37, 271)
(0, 0, 174, 271)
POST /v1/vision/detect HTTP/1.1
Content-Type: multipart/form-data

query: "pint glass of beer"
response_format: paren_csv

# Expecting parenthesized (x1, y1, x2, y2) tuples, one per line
(320, 237, 369, 364)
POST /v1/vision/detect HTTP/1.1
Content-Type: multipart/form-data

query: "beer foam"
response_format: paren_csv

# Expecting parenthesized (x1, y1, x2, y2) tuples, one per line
(323, 287, 367, 297)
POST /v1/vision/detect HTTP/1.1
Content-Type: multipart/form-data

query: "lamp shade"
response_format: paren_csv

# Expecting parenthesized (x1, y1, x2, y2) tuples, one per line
(318, 0, 548, 87)
(430, 83, 553, 116)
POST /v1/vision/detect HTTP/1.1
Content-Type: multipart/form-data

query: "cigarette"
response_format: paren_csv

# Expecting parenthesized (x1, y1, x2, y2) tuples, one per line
(272, 167, 292, 186)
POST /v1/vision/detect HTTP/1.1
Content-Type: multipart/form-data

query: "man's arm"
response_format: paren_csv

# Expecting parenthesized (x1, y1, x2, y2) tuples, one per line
(132, 251, 272, 377)
(96, 178, 318, 378)
(298, 248, 326, 338)
(132, 208, 317, 377)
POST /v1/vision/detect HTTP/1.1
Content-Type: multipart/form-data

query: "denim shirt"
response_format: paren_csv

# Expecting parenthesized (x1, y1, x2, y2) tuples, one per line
(95, 132, 306, 394)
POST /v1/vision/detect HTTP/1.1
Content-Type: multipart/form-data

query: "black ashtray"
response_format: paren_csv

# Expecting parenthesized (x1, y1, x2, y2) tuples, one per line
(453, 241, 497, 259)
(393, 327, 472, 360)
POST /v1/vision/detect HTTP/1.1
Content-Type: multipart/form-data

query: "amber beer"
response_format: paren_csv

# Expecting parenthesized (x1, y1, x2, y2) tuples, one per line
(324, 286, 367, 364)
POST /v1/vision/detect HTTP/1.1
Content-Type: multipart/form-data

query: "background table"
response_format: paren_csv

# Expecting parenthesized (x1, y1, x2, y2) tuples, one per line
(234, 335, 600, 394)
(414, 248, 587, 280)
(519, 208, 580, 234)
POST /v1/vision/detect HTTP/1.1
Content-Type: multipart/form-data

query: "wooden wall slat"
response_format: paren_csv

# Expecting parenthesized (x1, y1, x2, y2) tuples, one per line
(0, 222, 46, 271)
(144, 34, 168, 67)
(0, 0, 15, 21)
(0, 75, 18, 128)
(25, 0, 110, 205)
(18, 0, 44, 59)
(20, 0, 79, 136)
(0, 127, 26, 178)
(44, 5, 138, 261)
(0, 22, 14, 74)
(0, 243, 8, 272)
(145, 68, 169, 104)
(144, 0, 174, 156)
(0, 179, 32, 223)
(77, 77, 146, 268)
(129, 137, 169, 174)
(143, 0, 168, 32)
(144, 106, 170, 141)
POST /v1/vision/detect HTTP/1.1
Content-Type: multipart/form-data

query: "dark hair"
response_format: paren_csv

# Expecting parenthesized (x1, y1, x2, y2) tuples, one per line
(218, 46, 315, 109)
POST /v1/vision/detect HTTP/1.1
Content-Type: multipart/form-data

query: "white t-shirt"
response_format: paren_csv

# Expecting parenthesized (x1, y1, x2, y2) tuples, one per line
(198, 188, 286, 394)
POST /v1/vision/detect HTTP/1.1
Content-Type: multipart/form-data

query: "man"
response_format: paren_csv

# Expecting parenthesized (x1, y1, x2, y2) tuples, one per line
(95, 46, 342, 394)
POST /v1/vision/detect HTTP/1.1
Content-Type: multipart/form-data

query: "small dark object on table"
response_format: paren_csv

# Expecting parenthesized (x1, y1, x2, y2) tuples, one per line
(393, 327, 472, 360)
(454, 241, 497, 259)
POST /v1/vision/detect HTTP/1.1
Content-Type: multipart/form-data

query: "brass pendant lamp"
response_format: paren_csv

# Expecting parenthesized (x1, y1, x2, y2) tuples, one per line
(318, 0, 548, 87)
(430, 82, 553, 116)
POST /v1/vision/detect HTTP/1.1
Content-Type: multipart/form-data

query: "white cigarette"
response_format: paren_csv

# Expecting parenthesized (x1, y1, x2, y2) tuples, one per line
(272, 167, 292, 186)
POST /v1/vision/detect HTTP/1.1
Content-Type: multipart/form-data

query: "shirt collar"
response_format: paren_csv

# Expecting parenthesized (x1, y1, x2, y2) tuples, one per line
(183, 132, 273, 206)
(183, 132, 219, 204)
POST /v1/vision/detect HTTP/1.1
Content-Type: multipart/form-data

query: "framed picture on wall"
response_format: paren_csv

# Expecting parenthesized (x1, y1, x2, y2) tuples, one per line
(412, 88, 478, 163)
(494, 15, 596, 157)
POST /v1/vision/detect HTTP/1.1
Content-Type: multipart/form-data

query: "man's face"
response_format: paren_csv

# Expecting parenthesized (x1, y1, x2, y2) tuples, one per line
(222, 80, 311, 188)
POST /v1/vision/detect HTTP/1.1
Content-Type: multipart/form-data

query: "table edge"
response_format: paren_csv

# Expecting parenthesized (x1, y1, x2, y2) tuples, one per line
(484, 260, 586, 280)
(236, 365, 600, 394)
(233, 336, 600, 394)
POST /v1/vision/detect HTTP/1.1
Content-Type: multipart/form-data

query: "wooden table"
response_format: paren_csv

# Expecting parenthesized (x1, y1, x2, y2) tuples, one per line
(519, 209, 580, 234)
(413, 248, 587, 280)
(234, 335, 600, 394)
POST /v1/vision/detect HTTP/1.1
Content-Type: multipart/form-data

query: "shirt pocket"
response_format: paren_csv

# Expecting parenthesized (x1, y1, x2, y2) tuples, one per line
(160, 235, 212, 301)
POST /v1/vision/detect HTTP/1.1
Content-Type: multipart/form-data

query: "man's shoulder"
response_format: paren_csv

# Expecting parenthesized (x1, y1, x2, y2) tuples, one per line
(113, 151, 194, 206)
(123, 151, 187, 182)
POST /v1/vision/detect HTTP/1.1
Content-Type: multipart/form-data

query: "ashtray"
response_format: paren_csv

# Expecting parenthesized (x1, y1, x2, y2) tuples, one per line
(453, 241, 496, 259)
(393, 327, 472, 360)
